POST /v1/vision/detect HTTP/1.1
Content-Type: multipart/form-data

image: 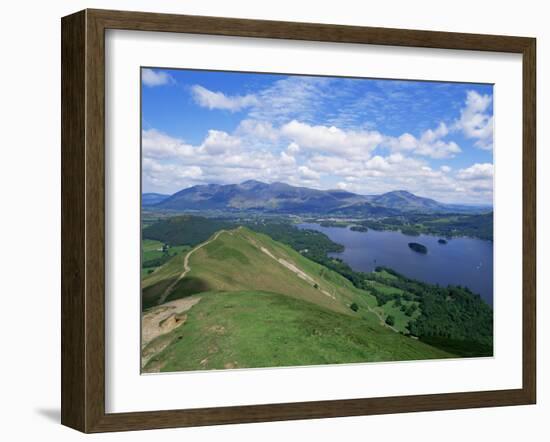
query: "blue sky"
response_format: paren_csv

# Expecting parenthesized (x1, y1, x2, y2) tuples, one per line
(141, 68, 494, 204)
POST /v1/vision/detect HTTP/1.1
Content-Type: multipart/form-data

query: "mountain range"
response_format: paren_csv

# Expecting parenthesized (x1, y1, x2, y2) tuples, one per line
(143, 180, 490, 215)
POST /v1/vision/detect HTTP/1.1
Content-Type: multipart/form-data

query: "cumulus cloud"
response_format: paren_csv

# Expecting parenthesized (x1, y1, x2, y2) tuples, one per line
(307, 155, 356, 174)
(142, 129, 193, 159)
(456, 163, 494, 181)
(142, 123, 493, 203)
(287, 142, 300, 153)
(142, 69, 175, 87)
(279, 151, 296, 166)
(365, 155, 391, 171)
(142, 128, 317, 193)
(455, 90, 494, 150)
(298, 165, 320, 181)
(302, 149, 489, 202)
(384, 123, 461, 159)
(198, 130, 241, 155)
(236, 119, 279, 141)
(336, 182, 350, 190)
(142, 158, 203, 189)
(281, 120, 382, 158)
(191, 85, 258, 112)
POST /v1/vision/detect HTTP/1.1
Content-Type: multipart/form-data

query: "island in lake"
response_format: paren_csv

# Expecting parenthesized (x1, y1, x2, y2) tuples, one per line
(408, 242, 428, 254)
(438, 239, 448, 244)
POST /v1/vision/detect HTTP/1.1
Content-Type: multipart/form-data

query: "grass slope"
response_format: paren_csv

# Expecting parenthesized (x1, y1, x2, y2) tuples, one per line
(141, 252, 187, 310)
(158, 227, 381, 322)
(143, 291, 453, 372)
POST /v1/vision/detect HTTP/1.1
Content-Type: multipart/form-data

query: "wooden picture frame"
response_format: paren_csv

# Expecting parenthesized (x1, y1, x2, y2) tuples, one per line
(61, 8, 536, 433)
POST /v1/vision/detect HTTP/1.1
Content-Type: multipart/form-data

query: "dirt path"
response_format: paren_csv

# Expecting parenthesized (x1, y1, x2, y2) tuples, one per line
(142, 297, 202, 348)
(141, 296, 202, 368)
(157, 230, 228, 305)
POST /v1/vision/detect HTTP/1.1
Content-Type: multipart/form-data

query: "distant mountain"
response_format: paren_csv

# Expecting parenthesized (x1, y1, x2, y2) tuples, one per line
(155, 180, 361, 213)
(367, 190, 447, 212)
(148, 181, 488, 215)
(142, 193, 170, 206)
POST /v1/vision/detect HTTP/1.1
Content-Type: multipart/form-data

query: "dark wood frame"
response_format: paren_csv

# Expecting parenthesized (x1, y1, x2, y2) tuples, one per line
(61, 8, 536, 433)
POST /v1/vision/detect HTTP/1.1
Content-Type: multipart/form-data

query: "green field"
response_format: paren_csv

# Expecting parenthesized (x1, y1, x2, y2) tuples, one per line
(145, 227, 379, 318)
(141, 239, 190, 277)
(141, 226, 461, 372)
(143, 291, 453, 373)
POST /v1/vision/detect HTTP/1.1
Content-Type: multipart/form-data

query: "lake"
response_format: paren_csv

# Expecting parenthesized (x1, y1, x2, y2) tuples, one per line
(297, 223, 494, 305)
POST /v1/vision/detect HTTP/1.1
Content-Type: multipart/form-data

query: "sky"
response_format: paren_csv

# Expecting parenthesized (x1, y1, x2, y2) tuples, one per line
(141, 67, 494, 204)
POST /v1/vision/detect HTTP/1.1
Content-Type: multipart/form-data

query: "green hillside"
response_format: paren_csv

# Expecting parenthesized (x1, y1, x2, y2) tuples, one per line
(143, 227, 381, 320)
(141, 227, 457, 372)
(143, 291, 453, 373)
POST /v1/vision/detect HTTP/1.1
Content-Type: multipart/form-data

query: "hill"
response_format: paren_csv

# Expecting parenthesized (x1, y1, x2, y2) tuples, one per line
(142, 193, 170, 205)
(147, 180, 485, 214)
(142, 227, 379, 315)
(141, 227, 455, 372)
(143, 291, 453, 373)
(368, 190, 446, 212)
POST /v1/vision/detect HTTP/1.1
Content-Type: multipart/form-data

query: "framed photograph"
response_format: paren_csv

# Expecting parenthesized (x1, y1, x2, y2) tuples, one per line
(61, 9, 536, 433)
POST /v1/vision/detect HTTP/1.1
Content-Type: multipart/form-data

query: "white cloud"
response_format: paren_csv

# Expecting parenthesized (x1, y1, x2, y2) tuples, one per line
(457, 163, 494, 181)
(142, 129, 193, 159)
(142, 125, 493, 203)
(307, 155, 355, 173)
(142, 69, 175, 87)
(455, 90, 494, 150)
(287, 142, 300, 153)
(281, 120, 382, 158)
(191, 85, 258, 112)
(142, 158, 203, 189)
(198, 130, 241, 155)
(249, 76, 331, 124)
(365, 155, 391, 171)
(236, 119, 279, 141)
(336, 181, 353, 190)
(298, 165, 320, 181)
(303, 150, 489, 203)
(279, 151, 296, 166)
(385, 133, 417, 151)
(384, 123, 461, 159)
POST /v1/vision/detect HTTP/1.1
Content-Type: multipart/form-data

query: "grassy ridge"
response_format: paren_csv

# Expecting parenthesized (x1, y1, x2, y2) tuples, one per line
(161, 227, 381, 322)
(143, 291, 453, 372)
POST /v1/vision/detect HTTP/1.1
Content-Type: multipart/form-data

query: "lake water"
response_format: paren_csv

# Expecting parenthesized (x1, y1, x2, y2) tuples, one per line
(298, 223, 494, 305)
